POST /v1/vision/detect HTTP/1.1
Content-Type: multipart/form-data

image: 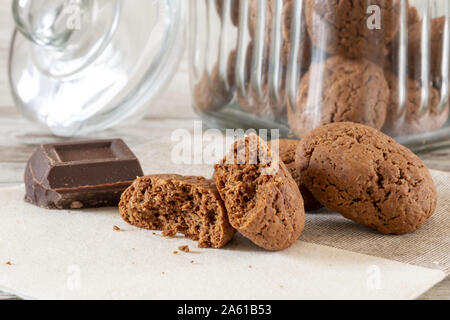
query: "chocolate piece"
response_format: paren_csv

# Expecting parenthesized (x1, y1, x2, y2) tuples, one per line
(24, 139, 143, 209)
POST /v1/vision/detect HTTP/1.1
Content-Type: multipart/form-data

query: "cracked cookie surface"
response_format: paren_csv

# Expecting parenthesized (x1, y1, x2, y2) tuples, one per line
(288, 56, 389, 138)
(271, 139, 323, 211)
(295, 122, 437, 234)
(214, 134, 305, 250)
(119, 175, 235, 248)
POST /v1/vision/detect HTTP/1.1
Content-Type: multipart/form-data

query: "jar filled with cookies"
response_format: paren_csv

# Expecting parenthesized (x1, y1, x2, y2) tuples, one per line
(189, 0, 450, 150)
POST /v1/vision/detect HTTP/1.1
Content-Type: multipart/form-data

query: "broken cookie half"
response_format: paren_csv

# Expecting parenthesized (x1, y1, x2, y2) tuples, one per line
(214, 134, 305, 251)
(119, 175, 235, 248)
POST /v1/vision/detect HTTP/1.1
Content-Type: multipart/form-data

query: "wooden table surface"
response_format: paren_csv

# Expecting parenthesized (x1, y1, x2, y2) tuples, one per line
(0, 2, 449, 300)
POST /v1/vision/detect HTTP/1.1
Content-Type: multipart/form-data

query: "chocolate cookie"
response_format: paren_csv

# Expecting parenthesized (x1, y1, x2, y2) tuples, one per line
(288, 56, 389, 138)
(281, 0, 312, 70)
(248, 0, 278, 42)
(119, 175, 235, 248)
(193, 51, 236, 112)
(407, 17, 448, 88)
(305, 0, 400, 59)
(214, 134, 305, 250)
(271, 139, 323, 211)
(408, 5, 420, 26)
(383, 72, 449, 136)
(248, 0, 307, 69)
(385, 1, 419, 73)
(216, 0, 240, 27)
(237, 43, 287, 120)
(296, 122, 437, 234)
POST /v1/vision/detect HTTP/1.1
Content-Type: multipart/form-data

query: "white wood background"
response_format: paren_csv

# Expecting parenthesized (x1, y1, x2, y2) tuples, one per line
(0, 1, 448, 300)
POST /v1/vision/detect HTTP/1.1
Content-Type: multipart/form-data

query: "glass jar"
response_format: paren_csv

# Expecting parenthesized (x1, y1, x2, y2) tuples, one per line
(9, 0, 186, 137)
(189, 0, 450, 151)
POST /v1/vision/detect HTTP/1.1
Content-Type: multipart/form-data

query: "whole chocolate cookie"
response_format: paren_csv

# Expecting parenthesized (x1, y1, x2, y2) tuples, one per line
(281, 0, 312, 70)
(214, 134, 305, 250)
(296, 122, 437, 234)
(119, 175, 235, 248)
(215, 0, 240, 27)
(407, 17, 448, 89)
(385, 1, 420, 73)
(408, 5, 420, 26)
(271, 139, 323, 211)
(248, 0, 278, 42)
(248, 0, 309, 69)
(237, 43, 287, 120)
(193, 51, 236, 112)
(305, 0, 400, 59)
(288, 56, 389, 138)
(383, 72, 449, 136)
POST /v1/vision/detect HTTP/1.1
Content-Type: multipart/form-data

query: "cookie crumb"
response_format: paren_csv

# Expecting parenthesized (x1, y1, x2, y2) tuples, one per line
(5, 261, 13, 266)
(173, 251, 179, 255)
(113, 225, 121, 231)
(190, 260, 195, 264)
(248, 265, 252, 269)
(178, 245, 190, 253)
(152, 232, 157, 235)
(162, 229, 177, 237)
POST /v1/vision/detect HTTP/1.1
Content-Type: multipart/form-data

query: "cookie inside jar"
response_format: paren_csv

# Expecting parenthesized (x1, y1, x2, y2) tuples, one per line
(189, 0, 450, 147)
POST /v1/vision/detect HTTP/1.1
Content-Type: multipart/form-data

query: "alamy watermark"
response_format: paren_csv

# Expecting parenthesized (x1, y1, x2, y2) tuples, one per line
(170, 121, 280, 175)
(67, 264, 81, 291)
(60, 3, 383, 32)
(63, 0, 82, 30)
(367, 5, 382, 30)
(366, 265, 382, 290)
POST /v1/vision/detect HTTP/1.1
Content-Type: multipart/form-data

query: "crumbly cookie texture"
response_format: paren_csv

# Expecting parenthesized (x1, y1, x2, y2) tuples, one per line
(214, 134, 305, 251)
(305, 0, 400, 59)
(270, 139, 322, 211)
(296, 122, 437, 234)
(383, 72, 448, 136)
(119, 175, 235, 249)
(288, 56, 389, 138)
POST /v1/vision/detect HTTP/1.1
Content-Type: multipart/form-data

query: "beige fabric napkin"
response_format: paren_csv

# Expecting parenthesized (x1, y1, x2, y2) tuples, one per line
(0, 137, 448, 300)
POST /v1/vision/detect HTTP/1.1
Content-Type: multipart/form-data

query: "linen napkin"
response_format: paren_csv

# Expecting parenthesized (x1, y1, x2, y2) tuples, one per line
(0, 136, 448, 300)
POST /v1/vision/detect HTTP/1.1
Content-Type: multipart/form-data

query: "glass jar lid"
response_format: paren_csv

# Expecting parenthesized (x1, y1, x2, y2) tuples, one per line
(9, 0, 186, 136)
